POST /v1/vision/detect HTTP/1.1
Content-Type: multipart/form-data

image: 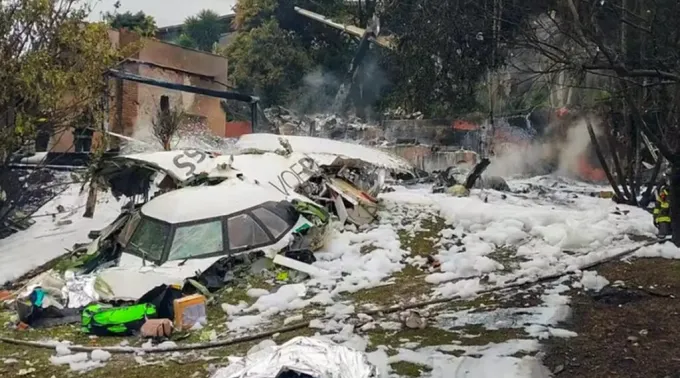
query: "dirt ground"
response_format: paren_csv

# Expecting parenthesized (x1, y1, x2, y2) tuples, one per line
(544, 258, 680, 378)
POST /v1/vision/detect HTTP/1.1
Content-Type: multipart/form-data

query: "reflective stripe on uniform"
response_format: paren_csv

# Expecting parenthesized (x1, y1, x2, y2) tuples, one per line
(653, 185, 671, 224)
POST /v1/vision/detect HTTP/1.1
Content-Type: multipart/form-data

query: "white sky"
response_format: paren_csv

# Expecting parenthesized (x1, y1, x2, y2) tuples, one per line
(87, 0, 237, 27)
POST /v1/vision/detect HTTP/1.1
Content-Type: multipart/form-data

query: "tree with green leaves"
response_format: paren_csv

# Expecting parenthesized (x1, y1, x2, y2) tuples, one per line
(227, 0, 358, 108)
(104, 10, 157, 37)
(228, 19, 312, 106)
(0, 0, 123, 231)
(178, 10, 225, 52)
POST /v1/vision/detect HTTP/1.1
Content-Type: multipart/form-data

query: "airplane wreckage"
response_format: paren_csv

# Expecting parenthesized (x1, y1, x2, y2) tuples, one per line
(7, 133, 504, 334)
(11, 135, 418, 312)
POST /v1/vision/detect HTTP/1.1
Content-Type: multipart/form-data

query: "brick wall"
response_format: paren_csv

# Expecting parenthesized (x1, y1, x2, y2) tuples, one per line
(49, 29, 230, 152)
(131, 36, 229, 141)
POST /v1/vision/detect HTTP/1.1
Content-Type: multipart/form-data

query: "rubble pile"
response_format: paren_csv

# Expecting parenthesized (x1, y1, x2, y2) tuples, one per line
(263, 107, 383, 142)
(381, 107, 425, 120)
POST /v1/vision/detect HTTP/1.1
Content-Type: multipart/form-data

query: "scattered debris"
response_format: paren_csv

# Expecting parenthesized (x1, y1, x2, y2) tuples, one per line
(263, 107, 383, 141)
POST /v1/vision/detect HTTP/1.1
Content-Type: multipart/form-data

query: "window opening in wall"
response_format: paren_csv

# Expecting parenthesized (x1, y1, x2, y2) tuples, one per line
(160, 95, 170, 112)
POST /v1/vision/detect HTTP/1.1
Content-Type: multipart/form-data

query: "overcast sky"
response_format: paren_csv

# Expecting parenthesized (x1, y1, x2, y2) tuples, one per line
(87, 0, 237, 27)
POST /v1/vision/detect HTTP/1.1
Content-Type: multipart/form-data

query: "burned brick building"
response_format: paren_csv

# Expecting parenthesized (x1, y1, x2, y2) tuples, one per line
(49, 29, 230, 153)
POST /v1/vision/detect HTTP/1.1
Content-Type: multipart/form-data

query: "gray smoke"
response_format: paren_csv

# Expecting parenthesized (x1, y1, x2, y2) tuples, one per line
(291, 52, 390, 119)
(486, 116, 603, 178)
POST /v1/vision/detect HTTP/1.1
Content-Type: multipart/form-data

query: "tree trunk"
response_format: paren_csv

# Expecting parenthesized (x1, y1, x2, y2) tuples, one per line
(83, 182, 98, 219)
(587, 120, 624, 200)
(671, 164, 680, 246)
(605, 123, 631, 202)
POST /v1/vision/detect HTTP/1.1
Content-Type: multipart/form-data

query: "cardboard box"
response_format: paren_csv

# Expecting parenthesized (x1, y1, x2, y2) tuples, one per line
(173, 294, 207, 331)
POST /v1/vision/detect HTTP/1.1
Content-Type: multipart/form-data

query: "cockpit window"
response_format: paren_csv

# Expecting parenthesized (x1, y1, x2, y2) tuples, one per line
(227, 214, 270, 251)
(125, 217, 171, 263)
(168, 220, 224, 261)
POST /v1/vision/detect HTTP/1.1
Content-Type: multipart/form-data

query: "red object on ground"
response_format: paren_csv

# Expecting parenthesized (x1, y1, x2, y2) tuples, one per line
(556, 107, 569, 118)
(225, 121, 252, 138)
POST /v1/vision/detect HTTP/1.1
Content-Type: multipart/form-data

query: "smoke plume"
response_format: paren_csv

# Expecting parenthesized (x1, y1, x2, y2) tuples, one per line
(486, 116, 603, 179)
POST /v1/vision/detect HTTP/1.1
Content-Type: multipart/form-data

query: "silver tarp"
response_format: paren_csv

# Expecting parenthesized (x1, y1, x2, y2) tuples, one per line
(211, 336, 378, 378)
(62, 273, 100, 308)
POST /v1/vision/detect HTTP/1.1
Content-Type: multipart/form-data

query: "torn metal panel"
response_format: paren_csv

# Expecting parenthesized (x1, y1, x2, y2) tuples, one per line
(97, 150, 222, 197)
(212, 151, 384, 227)
(327, 178, 379, 226)
(234, 134, 413, 173)
(96, 253, 222, 300)
(333, 193, 349, 224)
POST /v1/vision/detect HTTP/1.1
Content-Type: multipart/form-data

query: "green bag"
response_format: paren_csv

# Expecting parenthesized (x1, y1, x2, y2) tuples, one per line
(81, 303, 157, 336)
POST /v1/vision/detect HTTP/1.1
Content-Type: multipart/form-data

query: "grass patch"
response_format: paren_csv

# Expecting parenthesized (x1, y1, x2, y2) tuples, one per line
(398, 217, 447, 258)
(360, 244, 380, 254)
(453, 324, 527, 346)
(207, 275, 277, 322)
(390, 361, 432, 377)
(367, 326, 459, 351)
(348, 269, 431, 306)
(347, 217, 450, 307)
(487, 245, 527, 272)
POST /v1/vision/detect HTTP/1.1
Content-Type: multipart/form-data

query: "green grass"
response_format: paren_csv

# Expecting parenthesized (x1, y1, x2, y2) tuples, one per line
(398, 217, 447, 258)
(452, 324, 527, 346)
(390, 361, 433, 377)
(487, 245, 525, 272)
(346, 217, 451, 307)
(367, 326, 460, 351)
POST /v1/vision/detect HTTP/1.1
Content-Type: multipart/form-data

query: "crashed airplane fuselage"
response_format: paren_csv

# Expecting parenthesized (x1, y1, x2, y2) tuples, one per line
(81, 135, 415, 299)
(100, 134, 413, 224)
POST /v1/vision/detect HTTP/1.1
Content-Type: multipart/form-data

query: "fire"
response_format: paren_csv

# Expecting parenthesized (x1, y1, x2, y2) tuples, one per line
(576, 154, 606, 182)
